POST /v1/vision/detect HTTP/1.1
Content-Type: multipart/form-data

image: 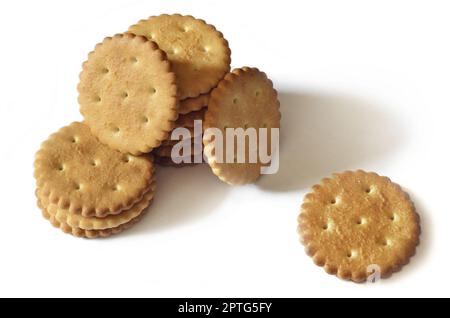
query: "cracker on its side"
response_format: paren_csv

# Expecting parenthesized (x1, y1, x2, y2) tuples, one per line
(78, 33, 178, 155)
(203, 67, 281, 185)
(34, 122, 154, 218)
(179, 92, 210, 114)
(128, 14, 231, 99)
(298, 170, 421, 283)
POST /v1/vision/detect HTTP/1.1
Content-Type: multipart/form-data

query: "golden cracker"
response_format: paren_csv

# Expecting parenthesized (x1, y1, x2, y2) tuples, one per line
(78, 33, 178, 155)
(203, 67, 281, 185)
(128, 14, 231, 99)
(34, 122, 154, 218)
(298, 170, 420, 283)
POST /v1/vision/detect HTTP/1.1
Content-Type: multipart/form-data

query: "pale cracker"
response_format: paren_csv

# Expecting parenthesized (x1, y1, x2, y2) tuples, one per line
(128, 14, 231, 99)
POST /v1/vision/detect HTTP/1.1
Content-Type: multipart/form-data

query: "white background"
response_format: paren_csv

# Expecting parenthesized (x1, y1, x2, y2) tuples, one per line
(0, 0, 448, 297)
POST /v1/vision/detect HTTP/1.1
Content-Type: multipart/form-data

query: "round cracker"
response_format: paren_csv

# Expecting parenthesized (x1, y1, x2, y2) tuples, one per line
(37, 180, 155, 230)
(34, 122, 154, 218)
(298, 170, 421, 283)
(203, 67, 281, 185)
(78, 33, 178, 155)
(179, 92, 210, 114)
(128, 14, 231, 99)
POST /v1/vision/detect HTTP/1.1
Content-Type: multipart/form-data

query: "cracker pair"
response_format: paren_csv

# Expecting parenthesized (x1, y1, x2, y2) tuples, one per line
(78, 15, 231, 156)
(34, 122, 155, 238)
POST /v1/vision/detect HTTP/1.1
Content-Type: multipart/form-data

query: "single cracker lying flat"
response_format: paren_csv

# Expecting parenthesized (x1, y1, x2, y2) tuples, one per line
(175, 108, 206, 128)
(298, 170, 420, 283)
(128, 14, 231, 99)
(37, 180, 155, 230)
(39, 201, 148, 239)
(34, 122, 154, 217)
(179, 92, 210, 115)
(203, 67, 281, 185)
(78, 33, 177, 155)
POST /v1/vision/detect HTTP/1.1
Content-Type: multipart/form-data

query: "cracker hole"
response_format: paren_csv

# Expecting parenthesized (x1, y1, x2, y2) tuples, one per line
(330, 198, 337, 205)
(112, 126, 120, 134)
(150, 87, 157, 94)
(143, 116, 149, 124)
(89, 159, 98, 167)
(94, 96, 102, 103)
(389, 214, 396, 221)
(381, 239, 392, 247)
(347, 250, 357, 259)
(262, 123, 268, 128)
(232, 98, 238, 104)
(112, 185, 121, 192)
(130, 57, 138, 63)
(101, 68, 109, 74)
(322, 224, 329, 230)
(123, 156, 131, 163)
(365, 186, 373, 194)
(71, 136, 78, 144)
(181, 26, 189, 32)
(255, 91, 260, 97)
(147, 33, 154, 39)
(356, 217, 366, 225)
(201, 46, 210, 53)
(122, 92, 129, 98)
(75, 184, 82, 191)
(57, 165, 65, 172)
(244, 123, 249, 129)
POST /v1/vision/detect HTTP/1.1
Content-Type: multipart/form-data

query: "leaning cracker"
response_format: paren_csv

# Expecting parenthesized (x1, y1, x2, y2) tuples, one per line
(34, 122, 154, 217)
(298, 170, 420, 283)
(37, 180, 155, 230)
(128, 14, 231, 99)
(78, 33, 178, 155)
(39, 201, 148, 239)
(179, 92, 210, 114)
(203, 67, 281, 185)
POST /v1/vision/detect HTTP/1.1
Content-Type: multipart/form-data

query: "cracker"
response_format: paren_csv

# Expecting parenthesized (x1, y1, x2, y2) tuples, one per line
(78, 33, 178, 155)
(128, 14, 231, 99)
(34, 122, 154, 217)
(203, 67, 281, 185)
(179, 92, 210, 115)
(175, 108, 206, 128)
(37, 180, 155, 230)
(39, 200, 148, 239)
(298, 170, 420, 282)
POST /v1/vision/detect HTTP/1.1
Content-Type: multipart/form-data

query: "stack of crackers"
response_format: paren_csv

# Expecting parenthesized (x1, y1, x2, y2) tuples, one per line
(34, 14, 281, 237)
